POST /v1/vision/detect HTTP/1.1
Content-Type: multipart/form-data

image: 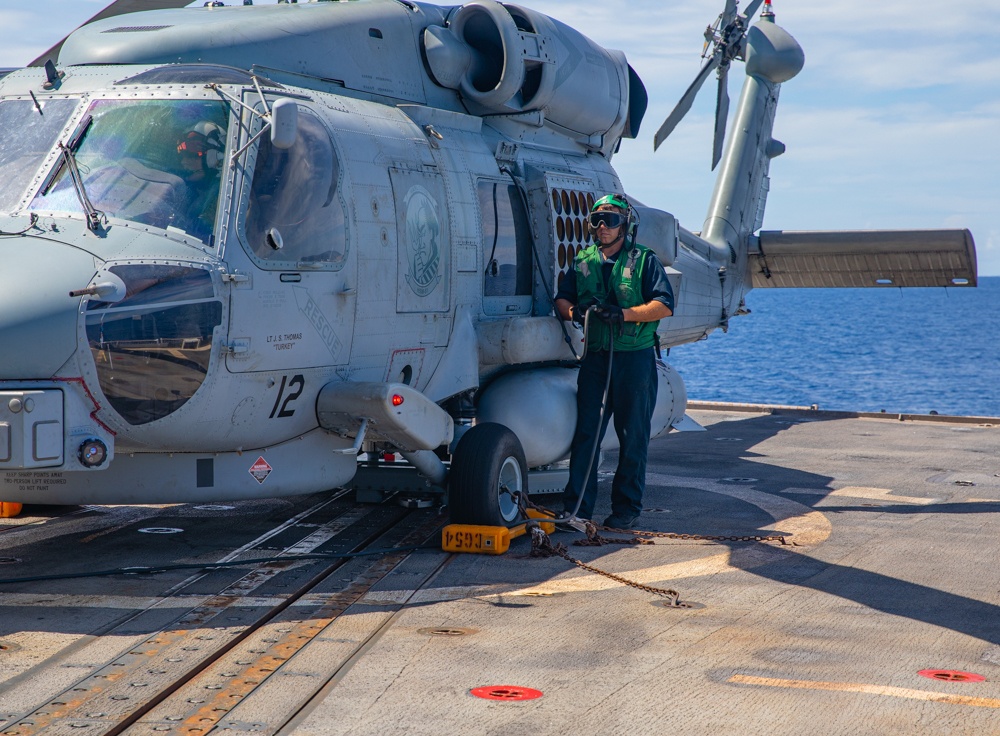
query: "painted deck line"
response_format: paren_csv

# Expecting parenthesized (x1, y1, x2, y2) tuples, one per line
(729, 674, 1000, 708)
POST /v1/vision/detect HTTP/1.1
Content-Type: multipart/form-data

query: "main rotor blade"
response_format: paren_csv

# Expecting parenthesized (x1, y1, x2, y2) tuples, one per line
(653, 53, 722, 151)
(29, 0, 193, 67)
(711, 66, 730, 170)
(740, 0, 766, 22)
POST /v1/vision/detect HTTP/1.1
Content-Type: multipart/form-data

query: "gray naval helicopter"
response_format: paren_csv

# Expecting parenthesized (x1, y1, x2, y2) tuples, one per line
(0, 0, 976, 524)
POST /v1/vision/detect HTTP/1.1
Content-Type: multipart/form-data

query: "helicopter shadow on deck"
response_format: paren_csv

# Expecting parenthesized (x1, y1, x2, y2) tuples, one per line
(1, 414, 998, 651)
(599, 412, 1000, 647)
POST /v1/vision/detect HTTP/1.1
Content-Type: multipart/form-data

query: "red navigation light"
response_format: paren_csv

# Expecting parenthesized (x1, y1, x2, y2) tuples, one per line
(391, 394, 404, 406)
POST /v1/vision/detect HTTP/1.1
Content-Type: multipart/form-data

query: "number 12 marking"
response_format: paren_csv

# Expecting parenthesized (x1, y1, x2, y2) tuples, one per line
(270, 374, 305, 418)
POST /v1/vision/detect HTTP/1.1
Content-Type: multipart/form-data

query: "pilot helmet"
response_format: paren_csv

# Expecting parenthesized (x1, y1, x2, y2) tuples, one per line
(176, 121, 225, 170)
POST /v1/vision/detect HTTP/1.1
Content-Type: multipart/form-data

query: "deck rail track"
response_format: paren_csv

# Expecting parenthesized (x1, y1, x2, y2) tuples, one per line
(0, 497, 448, 736)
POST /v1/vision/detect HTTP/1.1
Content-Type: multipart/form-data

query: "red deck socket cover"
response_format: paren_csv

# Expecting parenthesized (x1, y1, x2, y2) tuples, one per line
(918, 669, 986, 683)
(470, 686, 543, 701)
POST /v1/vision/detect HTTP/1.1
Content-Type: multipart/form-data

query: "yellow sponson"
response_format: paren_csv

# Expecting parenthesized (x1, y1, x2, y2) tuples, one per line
(0, 502, 23, 518)
(442, 512, 556, 555)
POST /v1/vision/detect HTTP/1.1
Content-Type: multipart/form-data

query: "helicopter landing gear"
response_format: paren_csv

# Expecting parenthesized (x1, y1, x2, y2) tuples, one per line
(448, 423, 527, 527)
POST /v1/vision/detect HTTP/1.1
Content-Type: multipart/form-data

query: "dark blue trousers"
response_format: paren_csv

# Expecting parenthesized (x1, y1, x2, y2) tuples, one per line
(562, 346, 658, 520)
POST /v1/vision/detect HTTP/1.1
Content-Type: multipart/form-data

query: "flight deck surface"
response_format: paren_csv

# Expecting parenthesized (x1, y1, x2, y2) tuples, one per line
(0, 406, 998, 735)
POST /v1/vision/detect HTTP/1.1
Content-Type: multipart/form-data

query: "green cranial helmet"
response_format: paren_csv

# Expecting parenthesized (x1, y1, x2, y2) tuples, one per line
(591, 193, 630, 213)
(591, 193, 638, 248)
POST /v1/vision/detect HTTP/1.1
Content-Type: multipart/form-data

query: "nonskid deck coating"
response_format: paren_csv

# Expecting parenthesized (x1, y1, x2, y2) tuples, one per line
(0, 407, 997, 735)
(289, 408, 1000, 735)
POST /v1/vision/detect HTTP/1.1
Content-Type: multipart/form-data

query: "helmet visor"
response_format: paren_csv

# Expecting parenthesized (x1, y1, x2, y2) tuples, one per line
(588, 211, 624, 230)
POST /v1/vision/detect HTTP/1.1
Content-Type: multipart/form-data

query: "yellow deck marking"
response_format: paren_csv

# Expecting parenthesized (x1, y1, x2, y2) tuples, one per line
(827, 486, 938, 505)
(729, 674, 1000, 708)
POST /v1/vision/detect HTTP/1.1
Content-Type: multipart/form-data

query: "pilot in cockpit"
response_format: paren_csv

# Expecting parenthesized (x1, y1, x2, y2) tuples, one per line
(174, 121, 225, 242)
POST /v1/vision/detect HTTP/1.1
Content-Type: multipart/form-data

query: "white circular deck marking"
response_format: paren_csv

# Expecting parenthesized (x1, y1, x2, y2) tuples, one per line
(517, 474, 832, 595)
(137, 528, 184, 534)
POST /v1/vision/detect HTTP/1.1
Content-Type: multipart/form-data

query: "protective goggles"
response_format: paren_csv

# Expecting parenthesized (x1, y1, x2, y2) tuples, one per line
(587, 211, 625, 230)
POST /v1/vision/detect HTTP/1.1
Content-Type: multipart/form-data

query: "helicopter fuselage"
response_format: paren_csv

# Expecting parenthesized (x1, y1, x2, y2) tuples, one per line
(0, 1, 809, 506)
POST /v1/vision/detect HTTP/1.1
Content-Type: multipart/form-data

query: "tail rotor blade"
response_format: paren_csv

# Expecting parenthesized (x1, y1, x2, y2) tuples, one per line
(711, 66, 730, 169)
(740, 0, 766, 22)
(653, 53, 721, 151)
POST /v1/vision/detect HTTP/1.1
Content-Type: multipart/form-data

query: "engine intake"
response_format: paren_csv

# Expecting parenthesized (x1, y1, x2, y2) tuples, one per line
(423, 2, 634, 140)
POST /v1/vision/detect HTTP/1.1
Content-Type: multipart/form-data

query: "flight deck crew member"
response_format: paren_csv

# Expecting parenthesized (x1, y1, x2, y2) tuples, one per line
(554, 194, 674, 529)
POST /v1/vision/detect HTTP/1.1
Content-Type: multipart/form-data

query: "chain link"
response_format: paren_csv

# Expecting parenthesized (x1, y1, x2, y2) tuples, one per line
(595, 525, 790, 545)
(525, 498, 791, 546)
(523, 500, 791, 608)
(529, 526, 686, 607)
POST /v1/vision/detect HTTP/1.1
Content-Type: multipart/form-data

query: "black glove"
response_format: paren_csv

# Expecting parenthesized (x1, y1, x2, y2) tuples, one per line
(571, 297, 598, 327)
(592, 304, 625, 332)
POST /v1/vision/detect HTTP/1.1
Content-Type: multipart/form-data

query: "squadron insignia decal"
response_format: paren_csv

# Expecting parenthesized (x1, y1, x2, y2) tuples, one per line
(402, 185, 442, 297)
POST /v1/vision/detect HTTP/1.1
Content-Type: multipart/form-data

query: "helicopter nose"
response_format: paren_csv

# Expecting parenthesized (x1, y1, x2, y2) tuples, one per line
(0, 236, 99, 380)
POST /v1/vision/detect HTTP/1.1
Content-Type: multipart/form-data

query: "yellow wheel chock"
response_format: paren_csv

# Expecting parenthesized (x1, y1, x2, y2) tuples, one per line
(442, 509, 555, 555)
(0, 502, 23, 518)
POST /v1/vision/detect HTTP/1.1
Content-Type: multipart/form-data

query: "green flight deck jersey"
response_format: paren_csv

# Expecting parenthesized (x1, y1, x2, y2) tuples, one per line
(574, 243, 660, 352)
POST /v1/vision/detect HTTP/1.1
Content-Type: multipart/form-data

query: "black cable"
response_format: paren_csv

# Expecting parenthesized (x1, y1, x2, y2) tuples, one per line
(491, 169, 620, 523)
(498, 165, 580, 360)
(0, 543, 441, 585)
(0, 213, 38, 236)
(563, 324, 614, 522)
(483, 181, 500, 276)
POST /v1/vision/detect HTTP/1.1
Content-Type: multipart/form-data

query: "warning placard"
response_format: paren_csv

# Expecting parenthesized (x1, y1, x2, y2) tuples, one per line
(249, 456, 272, 484)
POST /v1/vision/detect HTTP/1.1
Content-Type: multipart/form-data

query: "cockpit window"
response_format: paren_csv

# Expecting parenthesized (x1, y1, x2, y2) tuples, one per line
(0, 98, 77, 214)
(242, 107, 347, 268)
(116, 65, 283, 87)
(29, 99, 229, 244)
(85, 265, 222, 425)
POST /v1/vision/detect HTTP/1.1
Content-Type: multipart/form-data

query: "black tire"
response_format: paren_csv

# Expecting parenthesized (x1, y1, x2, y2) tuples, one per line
(449, 423, 528, 526)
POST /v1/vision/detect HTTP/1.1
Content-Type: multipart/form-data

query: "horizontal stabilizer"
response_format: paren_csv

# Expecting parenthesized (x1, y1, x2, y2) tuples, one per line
(752, 229, 976, 288)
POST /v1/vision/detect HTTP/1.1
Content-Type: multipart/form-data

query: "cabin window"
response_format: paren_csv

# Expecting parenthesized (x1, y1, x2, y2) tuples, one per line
(0, 98, 77, 214)
(85, 264, 222, 426)
(242, 107, 347, 269)
(478, 180, 532, 313)
(29, 98, 229, 245)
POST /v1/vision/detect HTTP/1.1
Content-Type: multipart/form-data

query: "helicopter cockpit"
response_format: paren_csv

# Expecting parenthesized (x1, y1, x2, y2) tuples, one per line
(26, 98, 228, 245)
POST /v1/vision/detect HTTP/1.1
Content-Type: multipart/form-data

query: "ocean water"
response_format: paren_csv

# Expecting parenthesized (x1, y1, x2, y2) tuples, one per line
(666, 276, 1000, 418)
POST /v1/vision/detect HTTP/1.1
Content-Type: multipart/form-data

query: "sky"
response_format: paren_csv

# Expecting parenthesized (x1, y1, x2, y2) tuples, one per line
(2, 0, 997, 275)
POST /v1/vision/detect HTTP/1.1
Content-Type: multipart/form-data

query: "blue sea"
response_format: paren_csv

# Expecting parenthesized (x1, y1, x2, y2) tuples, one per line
(666, 276, 1000, 418)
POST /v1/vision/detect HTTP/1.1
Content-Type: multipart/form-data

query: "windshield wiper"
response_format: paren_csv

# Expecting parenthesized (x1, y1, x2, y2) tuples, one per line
(41, 114, 104, 232)
(58, 140, 103, 232)
(40, 114, 91, 195)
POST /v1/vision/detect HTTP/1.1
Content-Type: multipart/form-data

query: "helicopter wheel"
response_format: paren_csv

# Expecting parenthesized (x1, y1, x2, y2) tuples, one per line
(448, 423, 527, 527)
